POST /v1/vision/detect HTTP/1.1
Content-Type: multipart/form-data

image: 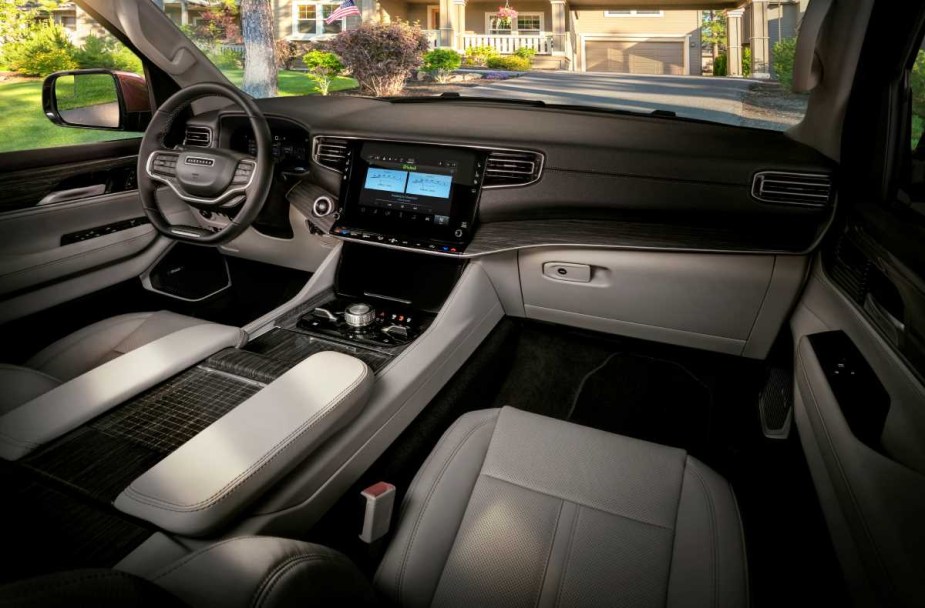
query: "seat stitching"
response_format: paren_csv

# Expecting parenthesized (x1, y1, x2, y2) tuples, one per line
(480, 471, 676, 531)
(151, 536, 264, 581)
(554, 503, 581, 608)
(121, 364, 369, 510)
(687, 463, 718, 608)
(535, 499, 565, 608)
(397, 416, 497, 604)
(250, 554, 331, 608)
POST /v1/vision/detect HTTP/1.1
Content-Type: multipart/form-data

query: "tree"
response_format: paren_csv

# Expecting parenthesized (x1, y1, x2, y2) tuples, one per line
(701, 10, 727, 62)
(241, 0, 277, 98)
(303, 50, 343, 95)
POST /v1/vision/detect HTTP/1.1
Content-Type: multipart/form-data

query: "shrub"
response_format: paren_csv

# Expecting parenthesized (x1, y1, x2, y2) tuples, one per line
(3, 20, 77, 76)
(303, 50, 344, 95)
(485, 54, 530, 72)
(206, 46, 244, 70)
(329, 21, 429, 96)
(276, 40, 312, 70)
(74, 34, 143, 74)
(772, 37, 797, 90)
(742, 46, 751, 78)
(513, 47, 536, 62)
(422, 48, 461, 83)
(463, 45, 498, 67)
(712, 52, 727, 76)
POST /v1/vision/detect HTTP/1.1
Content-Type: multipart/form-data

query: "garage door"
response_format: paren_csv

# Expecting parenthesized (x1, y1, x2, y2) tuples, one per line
(585, 40, 684, 75)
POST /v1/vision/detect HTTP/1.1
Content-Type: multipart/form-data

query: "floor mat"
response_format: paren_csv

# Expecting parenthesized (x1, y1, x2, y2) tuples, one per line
(568, 353, 712, 454)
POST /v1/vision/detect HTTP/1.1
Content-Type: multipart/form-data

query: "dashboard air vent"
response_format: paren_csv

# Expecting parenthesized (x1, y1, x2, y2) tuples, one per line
(483, 150, 543, 188)
(184, 126, 212, 147)
(751, 171, 833, 206)
(313, 137, 350, 172)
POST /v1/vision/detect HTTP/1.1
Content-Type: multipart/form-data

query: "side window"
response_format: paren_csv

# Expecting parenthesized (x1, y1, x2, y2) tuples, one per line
(911, 40, 925, 149)
(0, 2, 144, 154)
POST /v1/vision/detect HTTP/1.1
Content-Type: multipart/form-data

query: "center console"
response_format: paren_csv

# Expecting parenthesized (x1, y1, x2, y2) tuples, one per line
(331, 141, 487, 255)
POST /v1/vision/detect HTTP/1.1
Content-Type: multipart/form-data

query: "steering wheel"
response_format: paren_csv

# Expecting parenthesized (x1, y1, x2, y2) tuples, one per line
(138, 82, 272, 246)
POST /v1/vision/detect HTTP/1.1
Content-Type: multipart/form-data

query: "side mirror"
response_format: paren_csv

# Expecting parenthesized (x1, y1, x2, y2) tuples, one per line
(42, 69, 152, 132)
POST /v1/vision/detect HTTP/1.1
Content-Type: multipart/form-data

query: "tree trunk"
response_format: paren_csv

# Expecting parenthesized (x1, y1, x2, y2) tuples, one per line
(241, 0, 278, 99)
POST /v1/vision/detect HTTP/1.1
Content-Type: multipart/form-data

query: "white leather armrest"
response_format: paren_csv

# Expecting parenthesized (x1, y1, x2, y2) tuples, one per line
(114, 351, 373, 536)
(0, 324, 244, 461)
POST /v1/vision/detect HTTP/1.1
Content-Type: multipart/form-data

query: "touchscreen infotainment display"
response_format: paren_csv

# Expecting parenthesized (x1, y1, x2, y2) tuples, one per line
(335, 141, 485, 249)
(358, 153, 458, 225)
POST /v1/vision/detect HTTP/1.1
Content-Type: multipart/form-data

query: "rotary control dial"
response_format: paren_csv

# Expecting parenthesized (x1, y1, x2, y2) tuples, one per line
(343, 303, 376, 328)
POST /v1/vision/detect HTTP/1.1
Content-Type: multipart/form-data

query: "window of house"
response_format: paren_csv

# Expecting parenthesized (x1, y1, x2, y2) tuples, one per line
(293, 2, 346, 37)
(486, 12, 544, 35)
(604, 10, 663, 17)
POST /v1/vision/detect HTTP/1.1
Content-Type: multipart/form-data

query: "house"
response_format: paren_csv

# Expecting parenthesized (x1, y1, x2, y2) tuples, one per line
(277, 0, 702, 74)
(51, 0, 803, 78)
(44, 0, 212, 44)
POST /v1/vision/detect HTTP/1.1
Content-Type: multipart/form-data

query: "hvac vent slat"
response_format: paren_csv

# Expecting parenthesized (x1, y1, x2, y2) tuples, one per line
(313, 137, 350, 172)
(484, 150, 543, 188)
(184, 126, 212, 147)
(751, 171, 833, 207)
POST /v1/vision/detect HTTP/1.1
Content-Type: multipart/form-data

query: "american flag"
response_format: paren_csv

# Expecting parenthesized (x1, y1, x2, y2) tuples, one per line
(325, 0, 361, 24)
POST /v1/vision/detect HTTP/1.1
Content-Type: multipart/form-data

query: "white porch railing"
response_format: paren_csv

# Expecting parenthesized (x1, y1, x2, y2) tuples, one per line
(460, 33, 553, 55)
(422, 30, 440, 49)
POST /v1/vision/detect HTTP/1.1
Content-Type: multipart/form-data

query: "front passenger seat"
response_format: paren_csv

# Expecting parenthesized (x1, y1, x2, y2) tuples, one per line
(0, 311, 226, 414)
(0, 407, 749, 606)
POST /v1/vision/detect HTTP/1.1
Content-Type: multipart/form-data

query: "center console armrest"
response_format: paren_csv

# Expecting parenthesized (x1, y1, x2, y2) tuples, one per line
(115, 351, 373, 536)
(0, 324, 244, 461)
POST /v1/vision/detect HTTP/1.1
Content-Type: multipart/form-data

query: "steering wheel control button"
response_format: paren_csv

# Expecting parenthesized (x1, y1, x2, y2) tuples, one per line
(543, 262, 592, 283)
(232, 161, 255, 185)
(312, 196, 334, 217)
(151, 153, 179, 176)
(344, 303, 376, 328)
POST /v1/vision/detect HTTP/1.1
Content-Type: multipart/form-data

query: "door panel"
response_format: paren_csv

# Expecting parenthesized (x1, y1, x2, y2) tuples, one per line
(791, 258, 925, 606)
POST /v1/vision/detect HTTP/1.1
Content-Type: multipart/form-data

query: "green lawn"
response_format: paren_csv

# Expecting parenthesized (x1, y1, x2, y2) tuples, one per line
(914, 115, 924, 149)
(221, 69, 358, 97)
(0, 70, 358, 154)
(0, 79, 139, 153)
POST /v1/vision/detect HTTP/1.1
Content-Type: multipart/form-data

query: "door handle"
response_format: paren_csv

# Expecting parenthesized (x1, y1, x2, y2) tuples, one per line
(38, 184, 106, 206)
(864, 293, 905, 343)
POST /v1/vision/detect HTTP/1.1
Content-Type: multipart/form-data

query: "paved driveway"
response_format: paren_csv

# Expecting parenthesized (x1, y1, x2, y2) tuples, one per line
(469, 71, 757, 127)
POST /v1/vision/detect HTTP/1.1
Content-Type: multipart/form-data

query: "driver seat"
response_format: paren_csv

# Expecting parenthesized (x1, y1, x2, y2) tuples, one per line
(0, 311, 226, 415)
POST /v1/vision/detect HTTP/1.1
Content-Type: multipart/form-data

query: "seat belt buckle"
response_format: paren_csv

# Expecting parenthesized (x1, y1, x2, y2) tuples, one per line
(359, 482, 396, 544)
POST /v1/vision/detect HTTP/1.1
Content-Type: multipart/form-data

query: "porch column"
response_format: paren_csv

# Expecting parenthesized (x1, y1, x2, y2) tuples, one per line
(358, 0, 377, 23)
(453, 0, 466, 50)
(747, 0, 770, 78)
(180, 0, 189, 26)
(726, 8, 744, 77)
(439, 0, 454, 48)
(550, 0, 567, 56)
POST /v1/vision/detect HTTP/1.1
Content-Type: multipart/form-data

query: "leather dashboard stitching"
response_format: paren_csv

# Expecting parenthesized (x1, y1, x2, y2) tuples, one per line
(121, 360, 369, 511)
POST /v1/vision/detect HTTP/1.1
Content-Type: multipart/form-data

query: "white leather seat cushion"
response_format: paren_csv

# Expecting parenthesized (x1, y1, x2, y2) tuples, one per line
(375, 406, 749, 608)
(0, 364, 60, 416)
(26, 311, 213, 382)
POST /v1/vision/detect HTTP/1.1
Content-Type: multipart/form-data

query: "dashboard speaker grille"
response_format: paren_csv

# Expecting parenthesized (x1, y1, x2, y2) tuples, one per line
(751, 171, 833, 206)
(184, 126, 212, 147)
(483, 150, 543, 188)
(313, 137, 350, 172)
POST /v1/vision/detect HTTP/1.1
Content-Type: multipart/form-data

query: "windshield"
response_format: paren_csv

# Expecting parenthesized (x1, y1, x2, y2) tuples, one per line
(173, 1, 812, 130)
